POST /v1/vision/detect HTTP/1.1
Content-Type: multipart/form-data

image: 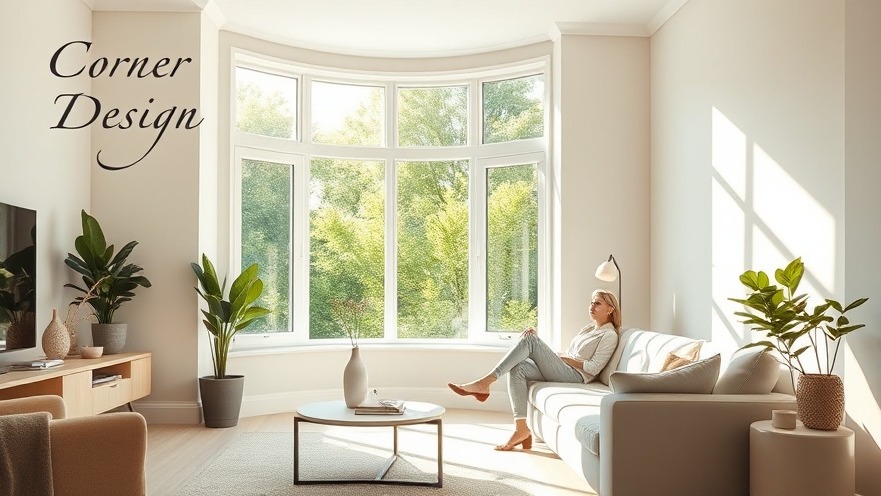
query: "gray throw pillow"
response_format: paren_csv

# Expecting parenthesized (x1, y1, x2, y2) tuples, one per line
(713, 348, 779, 394)
(609, 354, 721, 394)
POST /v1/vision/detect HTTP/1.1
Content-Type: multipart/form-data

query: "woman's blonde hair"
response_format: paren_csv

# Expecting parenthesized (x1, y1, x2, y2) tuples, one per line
(593, 289, 622, 331)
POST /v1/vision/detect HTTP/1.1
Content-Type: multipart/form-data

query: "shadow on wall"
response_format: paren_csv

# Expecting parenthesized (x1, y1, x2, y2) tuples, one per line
(845, 335, 881, 496)
(708, 106, 838, 354)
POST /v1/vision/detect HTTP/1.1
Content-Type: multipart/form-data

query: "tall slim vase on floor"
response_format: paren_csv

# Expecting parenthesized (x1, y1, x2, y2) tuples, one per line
(343, 347, 368, 408)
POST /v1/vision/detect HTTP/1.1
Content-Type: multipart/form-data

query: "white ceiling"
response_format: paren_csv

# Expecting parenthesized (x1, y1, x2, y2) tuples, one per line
(86, 0, 686, 57)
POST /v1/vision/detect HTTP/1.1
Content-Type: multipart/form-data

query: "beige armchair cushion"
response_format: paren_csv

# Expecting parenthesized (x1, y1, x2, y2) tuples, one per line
(0, 395, 147, 496)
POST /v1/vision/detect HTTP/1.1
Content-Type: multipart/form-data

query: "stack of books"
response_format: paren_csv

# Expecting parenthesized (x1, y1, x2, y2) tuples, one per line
(354, 399, 406, 415)
(92, 373, 123, 386)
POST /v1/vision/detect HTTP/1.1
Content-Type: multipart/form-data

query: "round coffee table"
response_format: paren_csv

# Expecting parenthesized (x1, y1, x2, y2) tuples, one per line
(294, 400, 445, 487)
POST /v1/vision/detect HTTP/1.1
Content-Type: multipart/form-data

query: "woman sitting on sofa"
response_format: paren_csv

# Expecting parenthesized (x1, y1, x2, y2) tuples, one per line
(448, 289, 621, 451)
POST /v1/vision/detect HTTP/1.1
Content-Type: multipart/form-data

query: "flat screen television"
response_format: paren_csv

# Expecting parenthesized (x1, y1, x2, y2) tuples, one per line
(0, 202, 37, 352)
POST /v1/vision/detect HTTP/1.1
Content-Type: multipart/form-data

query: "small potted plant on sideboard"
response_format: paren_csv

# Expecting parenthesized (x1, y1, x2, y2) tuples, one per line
(64, 210, 151, 354)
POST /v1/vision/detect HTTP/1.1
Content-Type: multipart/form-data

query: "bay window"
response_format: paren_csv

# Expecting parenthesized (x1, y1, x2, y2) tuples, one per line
(231, 51, 547, 346)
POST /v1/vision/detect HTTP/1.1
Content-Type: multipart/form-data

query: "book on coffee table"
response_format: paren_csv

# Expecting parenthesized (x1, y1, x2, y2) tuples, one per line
(354, 399, 405, 415)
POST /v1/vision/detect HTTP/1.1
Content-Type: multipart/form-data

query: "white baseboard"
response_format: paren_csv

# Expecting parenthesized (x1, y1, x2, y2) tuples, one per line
(137, 387, 511, 425)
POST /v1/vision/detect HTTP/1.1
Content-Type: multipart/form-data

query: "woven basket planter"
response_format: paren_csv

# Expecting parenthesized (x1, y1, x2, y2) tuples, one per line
(797, 373, 844, 430)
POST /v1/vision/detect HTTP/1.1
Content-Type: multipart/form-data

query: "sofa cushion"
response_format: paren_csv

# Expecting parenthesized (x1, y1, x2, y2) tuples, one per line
(528, 382, 609, 456)
(713, 348, 779, 394)
(574, 415, 601, 456)
(597, 329, 704, 385)
(609, 354, 721, 393)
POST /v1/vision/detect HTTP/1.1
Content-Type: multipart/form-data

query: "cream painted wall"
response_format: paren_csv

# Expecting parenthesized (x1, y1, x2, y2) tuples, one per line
(652, 0, 881, 491)
(651, 0, 845, 346)
(553, 33, 651, 348)
(844, 1, 881, 493)
(90, 12, 204, 422)
(0, 0, 92, 364)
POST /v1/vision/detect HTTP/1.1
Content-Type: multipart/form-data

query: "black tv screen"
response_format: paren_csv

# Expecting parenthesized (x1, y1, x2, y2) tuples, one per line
(0, 202, 37, 352)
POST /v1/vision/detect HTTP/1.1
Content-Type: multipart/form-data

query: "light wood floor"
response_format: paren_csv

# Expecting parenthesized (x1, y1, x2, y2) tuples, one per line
(146, 408, 596, 496)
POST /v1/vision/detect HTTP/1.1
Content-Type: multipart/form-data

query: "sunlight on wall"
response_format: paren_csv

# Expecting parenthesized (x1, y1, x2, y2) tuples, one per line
(711, 108, 747, 352)
(752, 144, 836, 293)
(710, 107, 837, 358)
(844, 345, 881, 441)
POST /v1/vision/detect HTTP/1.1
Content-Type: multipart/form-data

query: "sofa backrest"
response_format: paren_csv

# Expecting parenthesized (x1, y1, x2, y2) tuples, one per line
(596, 328, 702, 385)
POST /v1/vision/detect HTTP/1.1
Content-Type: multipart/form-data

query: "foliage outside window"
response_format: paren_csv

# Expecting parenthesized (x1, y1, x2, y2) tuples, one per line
(233, 54, 546, 343)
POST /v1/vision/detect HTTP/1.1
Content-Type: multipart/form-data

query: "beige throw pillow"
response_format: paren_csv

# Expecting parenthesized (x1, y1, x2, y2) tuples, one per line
(661, 341, 704, 371)
(610, 354, 721, 394)
(713, 348, 780, 394)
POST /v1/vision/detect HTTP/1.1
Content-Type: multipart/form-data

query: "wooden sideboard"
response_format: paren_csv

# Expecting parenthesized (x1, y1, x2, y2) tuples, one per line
(0, 352, 151, 417)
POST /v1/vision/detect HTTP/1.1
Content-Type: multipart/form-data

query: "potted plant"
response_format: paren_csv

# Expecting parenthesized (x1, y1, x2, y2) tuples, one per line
(192, 254, 270, 428)
(730, 257, 868, 429)
(330, 298, 370, 407)
(64, 210, 151, 354)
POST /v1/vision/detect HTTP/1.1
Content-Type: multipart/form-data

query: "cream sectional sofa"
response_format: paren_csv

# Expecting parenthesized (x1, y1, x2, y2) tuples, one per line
(526, 328, 796, 496)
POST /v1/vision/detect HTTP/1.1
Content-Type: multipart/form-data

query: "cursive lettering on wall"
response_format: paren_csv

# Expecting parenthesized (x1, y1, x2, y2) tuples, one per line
(49, 41, 204, 170)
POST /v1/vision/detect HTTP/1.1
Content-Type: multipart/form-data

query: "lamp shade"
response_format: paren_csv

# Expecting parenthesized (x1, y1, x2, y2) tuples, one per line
(595, 254, 622, 312)
(595, 261, 618, 282)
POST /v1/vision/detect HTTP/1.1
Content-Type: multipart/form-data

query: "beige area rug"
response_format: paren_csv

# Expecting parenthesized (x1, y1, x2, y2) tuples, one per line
(175, 425, 592, 496)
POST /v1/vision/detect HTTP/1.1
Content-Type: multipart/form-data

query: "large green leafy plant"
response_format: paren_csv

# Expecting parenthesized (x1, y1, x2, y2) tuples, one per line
(192, 254, 270, 378)
(65, 210, 151, 323)
(730, 257, 868, 385)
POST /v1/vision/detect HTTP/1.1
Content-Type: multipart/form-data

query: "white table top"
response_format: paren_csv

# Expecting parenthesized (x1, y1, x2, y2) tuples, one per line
(296, 400, 445, 427)
(751, 419, 854, 438)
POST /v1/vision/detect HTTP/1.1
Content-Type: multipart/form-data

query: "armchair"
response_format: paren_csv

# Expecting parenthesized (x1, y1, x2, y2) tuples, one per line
(0, 395, 147, 496)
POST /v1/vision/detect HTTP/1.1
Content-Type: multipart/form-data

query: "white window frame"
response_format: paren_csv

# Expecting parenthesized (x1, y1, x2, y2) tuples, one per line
(228, 48, 551, 348)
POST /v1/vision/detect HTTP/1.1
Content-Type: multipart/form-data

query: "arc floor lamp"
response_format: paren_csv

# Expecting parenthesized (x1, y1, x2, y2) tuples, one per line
(595, 254, 621, 311)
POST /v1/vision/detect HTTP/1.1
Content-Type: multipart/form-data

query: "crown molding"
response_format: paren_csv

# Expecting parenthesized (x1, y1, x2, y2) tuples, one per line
(551, 21, 651, 39)
(647, 0, 689, 35)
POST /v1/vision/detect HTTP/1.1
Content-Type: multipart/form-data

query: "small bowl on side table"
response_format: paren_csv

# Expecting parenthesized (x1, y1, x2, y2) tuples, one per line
(80, 346, 104, 359)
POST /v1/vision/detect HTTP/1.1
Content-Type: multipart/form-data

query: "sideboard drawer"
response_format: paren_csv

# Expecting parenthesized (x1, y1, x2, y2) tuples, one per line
(92, 378, 132, 414)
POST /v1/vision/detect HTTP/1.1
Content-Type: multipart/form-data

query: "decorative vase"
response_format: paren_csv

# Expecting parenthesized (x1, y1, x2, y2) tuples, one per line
(797, 373, 845, 430)
(199, 375, 245, 428)
(343, 346, 368, 408)
(41, 308, 70, 360)
(92, 323, 127, 354)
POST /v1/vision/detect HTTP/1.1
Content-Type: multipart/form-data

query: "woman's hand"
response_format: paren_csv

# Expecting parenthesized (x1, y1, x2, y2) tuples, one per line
(519, 327, 537, 338)
(561, 356, 583, 370)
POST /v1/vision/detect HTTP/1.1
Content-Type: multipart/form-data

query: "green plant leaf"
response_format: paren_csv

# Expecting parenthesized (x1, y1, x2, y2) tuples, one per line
(844, 298, 868, 312)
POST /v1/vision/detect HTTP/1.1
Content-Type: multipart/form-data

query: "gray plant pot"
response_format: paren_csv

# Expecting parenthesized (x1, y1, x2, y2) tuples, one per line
(91, 323, 127, 354)
(199, 375, 245, 428)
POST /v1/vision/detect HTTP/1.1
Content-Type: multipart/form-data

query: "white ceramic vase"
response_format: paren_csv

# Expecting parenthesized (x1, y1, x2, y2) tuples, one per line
(343, 346, 368, 408)
(41, 308, 70, 360)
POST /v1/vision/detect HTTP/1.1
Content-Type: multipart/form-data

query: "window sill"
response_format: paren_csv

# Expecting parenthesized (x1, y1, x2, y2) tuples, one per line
(229, 341, 511, 359)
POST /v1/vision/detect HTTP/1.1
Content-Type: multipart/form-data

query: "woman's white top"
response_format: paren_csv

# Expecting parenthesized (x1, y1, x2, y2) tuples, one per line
(566, 322, 619, 383)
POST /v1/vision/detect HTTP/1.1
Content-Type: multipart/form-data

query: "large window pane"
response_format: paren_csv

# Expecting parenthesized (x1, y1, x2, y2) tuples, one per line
(235, 67, 297, 139)
(309, 158, 385, 340)
(311, 81, 384, 146)
(397, 161, 469, 338)
(482, 74, 544, 144)
(397, 86, 467, 147)
(486, 164, 538, 332)
(240, 159, 291, 333)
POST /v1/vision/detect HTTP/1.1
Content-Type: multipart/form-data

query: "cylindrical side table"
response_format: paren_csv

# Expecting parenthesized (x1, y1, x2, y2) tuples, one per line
(750, 419, 855, 496)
